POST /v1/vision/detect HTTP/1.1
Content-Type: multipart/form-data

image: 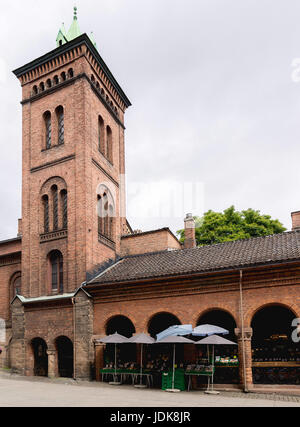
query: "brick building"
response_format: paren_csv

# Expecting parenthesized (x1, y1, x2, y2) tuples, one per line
(0, 9, 299, 391)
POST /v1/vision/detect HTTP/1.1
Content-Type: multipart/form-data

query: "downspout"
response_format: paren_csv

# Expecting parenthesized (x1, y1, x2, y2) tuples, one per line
(72, 297, 76, 380)
(239, 270, 248, 393)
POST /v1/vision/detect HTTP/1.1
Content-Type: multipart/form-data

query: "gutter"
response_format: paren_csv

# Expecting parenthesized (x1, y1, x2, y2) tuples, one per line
(239, 270, 249, 393)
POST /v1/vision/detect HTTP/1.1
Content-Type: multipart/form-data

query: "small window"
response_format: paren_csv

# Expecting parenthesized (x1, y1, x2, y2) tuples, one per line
(106, 126, 113, 164)
(68, 68, 74, 78)
(32, 85, 38, 96)
(42, 195, 49, 233)
(56, 106, 64, 145)
(61, 72, 67, 82)
(61, 190, 68, 229)
(39, 82, 45, 92)
(46, 79, 52, 89)
(49, 251, 63, 293)
(54, 75, 59, 85)
(43, 111, 52, 149)
(52, 185, 58, 231)
(13, 276, 21, 297)
(98, 115, 104, 154)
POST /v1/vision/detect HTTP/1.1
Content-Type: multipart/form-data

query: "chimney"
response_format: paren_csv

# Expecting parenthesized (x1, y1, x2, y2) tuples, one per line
(184, 213, 196, 249)
(17, 219, 22, 237)
(291, 211, 300, 231)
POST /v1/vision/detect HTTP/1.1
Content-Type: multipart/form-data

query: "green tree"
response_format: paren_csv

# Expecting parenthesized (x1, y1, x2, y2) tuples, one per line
(177, 206, 286, 247)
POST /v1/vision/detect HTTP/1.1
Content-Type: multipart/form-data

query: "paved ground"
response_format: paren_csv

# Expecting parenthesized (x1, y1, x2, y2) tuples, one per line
(0, 370, 300, 407)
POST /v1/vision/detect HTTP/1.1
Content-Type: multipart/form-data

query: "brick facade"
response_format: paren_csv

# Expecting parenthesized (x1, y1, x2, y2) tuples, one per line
(0, 26, 299, 391)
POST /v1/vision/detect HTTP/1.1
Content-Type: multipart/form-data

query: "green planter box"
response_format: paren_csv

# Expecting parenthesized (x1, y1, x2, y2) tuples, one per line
(162, 370, 185, 391)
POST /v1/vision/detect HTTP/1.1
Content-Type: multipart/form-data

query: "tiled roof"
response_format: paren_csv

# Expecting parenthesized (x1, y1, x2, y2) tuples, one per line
(87, 231, 300, 285)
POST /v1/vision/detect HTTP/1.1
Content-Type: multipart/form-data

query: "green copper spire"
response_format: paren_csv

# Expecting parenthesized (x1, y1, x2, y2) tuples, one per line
(56, 6, 98, 50)
(67, 6, 82, 41)
(89, 32, 97, 49)
(56, 23, 68, 47)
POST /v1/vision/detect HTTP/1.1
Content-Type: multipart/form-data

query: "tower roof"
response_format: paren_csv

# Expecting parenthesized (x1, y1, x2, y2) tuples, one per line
(56, 6, 97, 49)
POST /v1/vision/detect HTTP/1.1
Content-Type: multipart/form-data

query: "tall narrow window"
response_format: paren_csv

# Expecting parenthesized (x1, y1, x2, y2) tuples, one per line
(106, 126, 113, 164)
(49, 251, 63, 293)
(44, 111, 52, 149)
(52, 185, 58, 231)
(61, 190, 68, 229)
(42, 195, 49, 233)
(56, 106, 64, 145)
(108, 204, 115, 240)
(98, 116, 104, 154)
(97, 195, 103, 235)
(13, 276, 21, 297)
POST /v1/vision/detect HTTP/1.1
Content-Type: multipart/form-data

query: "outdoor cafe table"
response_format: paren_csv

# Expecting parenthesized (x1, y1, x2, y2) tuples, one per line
(100, 369, 153, 387)
(185, 368, 215, 391)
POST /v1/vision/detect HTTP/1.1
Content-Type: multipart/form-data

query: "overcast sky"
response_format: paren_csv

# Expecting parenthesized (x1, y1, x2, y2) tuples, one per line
(1, 0, 300, 240)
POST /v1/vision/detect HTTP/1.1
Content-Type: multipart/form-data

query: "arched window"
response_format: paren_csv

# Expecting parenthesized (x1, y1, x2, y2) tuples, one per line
(60, 190, 68, 229)
(32, 85, 38, 96)
(98, 115, 104, 154)
(97, 187, 115, 242)
(97, 195, 104, 235)
(42, 195, 49, 233)
(108, 204, 115, 240)
(56, 106, 64, 145)
(44, 111, 52, 149)
(106, 126, 113, 164)
(46, 79, 52, 89)
(91, 75, 95, 84)
(68, 68, 74, 78)
(54, 75, 59, 85)
(96, 82, 100, 90)
(61, 72, 66, 82)
(49, 251, 63, 293)
(39, 82, 45, 92)
(52, 185, 58, 231)
(13, 276, 21, 297)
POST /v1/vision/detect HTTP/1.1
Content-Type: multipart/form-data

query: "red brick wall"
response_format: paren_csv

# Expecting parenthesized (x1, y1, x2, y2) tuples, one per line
(23, 303, 73, 376)
(121, 229, 181, 257)
(19, 45, 128, 299)
(0, 261, 21, 322)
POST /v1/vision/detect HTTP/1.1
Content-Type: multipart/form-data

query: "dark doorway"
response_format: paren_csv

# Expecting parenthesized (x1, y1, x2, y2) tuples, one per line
(148, 312, 181, 339)
(56, 336, 74, 378)
(32, 338, 48, 377)
(197, 310, 238, 385)
(105, 316, 136, 366)
(251, 305, 300, 385)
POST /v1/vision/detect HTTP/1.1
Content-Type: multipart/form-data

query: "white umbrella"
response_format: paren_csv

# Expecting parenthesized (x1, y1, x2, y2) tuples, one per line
(156, 335, 194, 393)
(192, 324, 229, 337)
(156, 325, 193, 341)
(195, 334, 237, 395)
(97, 333, 129, 385)
(127, 333, 155, 388)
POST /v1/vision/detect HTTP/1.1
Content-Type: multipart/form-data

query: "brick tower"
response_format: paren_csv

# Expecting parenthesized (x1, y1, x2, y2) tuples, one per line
(13, 8, 131, 299)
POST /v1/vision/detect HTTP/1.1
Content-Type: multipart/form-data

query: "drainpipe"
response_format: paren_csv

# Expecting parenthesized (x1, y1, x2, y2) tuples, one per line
(239, 270, 248, 393)
(72, 297, 76, 381)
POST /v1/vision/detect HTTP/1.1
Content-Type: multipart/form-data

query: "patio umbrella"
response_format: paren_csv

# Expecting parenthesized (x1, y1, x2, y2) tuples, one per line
(97, 333, 129, 385)
(156, 335, 194, 393)
(127, 333, 155, 388)
(195, 334, 237, 395)
(156, 325, 193, 341)
(192, 324, 229, 337)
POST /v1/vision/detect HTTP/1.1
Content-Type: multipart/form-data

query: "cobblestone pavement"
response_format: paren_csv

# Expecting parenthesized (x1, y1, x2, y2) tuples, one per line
(0, 370, 300, 407)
